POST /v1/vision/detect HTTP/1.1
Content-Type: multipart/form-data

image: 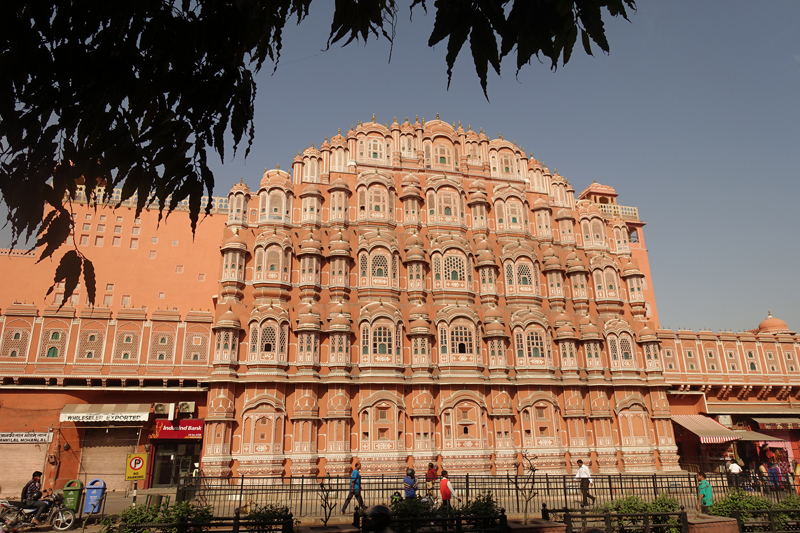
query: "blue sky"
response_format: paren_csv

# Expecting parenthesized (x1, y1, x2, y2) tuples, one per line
(4, 1, 799, 332)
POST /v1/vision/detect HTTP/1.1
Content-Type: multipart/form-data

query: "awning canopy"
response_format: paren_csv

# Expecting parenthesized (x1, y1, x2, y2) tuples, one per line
(733, 430, 785, 442)
(752, 418, 800, 430)
(60, 404, 151, 423)
(671, 414, 741, 444)
(705, 404, 800, 415)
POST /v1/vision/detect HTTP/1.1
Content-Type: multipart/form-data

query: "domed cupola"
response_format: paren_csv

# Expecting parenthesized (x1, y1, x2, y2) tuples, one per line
(758, 311, 790, 334)
(227, 179, 251, 228)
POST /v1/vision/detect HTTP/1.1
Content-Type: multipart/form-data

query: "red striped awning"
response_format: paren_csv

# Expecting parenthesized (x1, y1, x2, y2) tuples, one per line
(671, 415, 742, 444)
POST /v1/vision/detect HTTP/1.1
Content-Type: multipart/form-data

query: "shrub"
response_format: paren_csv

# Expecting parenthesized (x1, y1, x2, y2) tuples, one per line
(708, 488, 772, 522)
(100, 502, 213, 533)
(246, 503, 296, 532)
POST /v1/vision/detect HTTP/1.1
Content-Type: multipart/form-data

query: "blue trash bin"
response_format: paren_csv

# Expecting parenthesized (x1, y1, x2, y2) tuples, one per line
(83, 479, 106, 514)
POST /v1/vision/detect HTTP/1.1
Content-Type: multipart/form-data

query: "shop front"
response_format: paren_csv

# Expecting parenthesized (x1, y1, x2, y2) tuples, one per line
(147, 419, 203, 488)
(671, 414, 742, 472)
(60, 403, 152, 491)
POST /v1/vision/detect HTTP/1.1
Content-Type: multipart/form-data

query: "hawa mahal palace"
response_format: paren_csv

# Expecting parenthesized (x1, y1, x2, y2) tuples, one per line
(0, 116, 798, 494)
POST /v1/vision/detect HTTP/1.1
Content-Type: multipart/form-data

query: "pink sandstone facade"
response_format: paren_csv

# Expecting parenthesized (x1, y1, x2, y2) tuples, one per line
(0, 116, 798, 494)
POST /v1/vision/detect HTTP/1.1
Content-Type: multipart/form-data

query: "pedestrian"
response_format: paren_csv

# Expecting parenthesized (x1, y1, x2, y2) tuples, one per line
(793, 460, 800, 495)
(341, 462, 364, 515)
(728, 460, 742, 488)
(574, 459, 596, 507)
(426, 463, 438, 495)
(439, 470, 462, 509)
(403, 468, 418, 499)
(696, 472, 712, 514)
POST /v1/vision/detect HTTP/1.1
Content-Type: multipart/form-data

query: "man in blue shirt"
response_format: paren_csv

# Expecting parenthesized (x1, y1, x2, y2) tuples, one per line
(341, 462, 364, 515)
(403, 468, 418, 499)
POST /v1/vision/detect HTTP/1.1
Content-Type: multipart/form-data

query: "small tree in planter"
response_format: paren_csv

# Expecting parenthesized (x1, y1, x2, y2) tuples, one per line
(318, 474, 340, 528)
(511, 451, 538, 524)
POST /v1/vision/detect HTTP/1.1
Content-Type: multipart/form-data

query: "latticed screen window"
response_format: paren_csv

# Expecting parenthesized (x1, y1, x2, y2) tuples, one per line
(392, 256, 397, 279)
(451, 326, 473, 354)
(372, 255, 388, 277)
(526, 331, 543, 357)
(267, 251, 280, 272)
(370, 189, 385, 212)
(592, 221, 603, 240)
(439, 193, 455, 216)
(609, 337, 619, 360)
(516, 333, 524, 358)
(362, 326, 369, 354)
(585, 342, 600, 358)
(373, 326, 393, 354)
(360, 254, 368, 278)
(269, 194, 282, 219)
(444, 256, 465, 281)
(359, 190, 367, 211)
(433, 257, 441, 280)
(396, 325, 401, 355)
(261, 326, 276, 353)
(2, 329, 29, 358)
(506, 264, 514, 285)
(620, 337, 632, 360)
(427, 193, 435, 215)
(496, 203, 505, 223)
(440, 328, 448, 354)
(517, 264, 532, 285)
(507, 202, 521, 223)
(605, 270, 616, 290)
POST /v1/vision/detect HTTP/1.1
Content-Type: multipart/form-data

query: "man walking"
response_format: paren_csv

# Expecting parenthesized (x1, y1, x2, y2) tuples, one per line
(696, 472, 712, 514)
(439, 471, 461, 508)
(341, 462, 364, 515)
(574, 460, 596, 507)
(426, 463, 438, 501)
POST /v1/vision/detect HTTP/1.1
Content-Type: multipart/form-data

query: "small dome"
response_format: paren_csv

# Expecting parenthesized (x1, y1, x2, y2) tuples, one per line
(329, 177, 350, 191)
(555, 208, 573, 221)
(533, 198, 550, 211)
(222, 229, 247, 250)
(410, 302, 429, 318)
(485, 306, 503, 322)
(758, 312, 789, 333)
(215, 307, 241, 329)
(330, 313, 351, 329)
(486, 321, 506, 333)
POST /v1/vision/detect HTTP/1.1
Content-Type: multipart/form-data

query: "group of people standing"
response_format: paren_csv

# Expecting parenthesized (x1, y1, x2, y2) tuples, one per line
(341, 462, 462, 515)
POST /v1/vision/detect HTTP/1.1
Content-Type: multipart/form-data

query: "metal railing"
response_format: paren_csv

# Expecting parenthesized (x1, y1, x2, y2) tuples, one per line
(354, 510, 509, 533)
(564, 509, 688, 533)
(117, 514, 294, 533)
(177, 472, 800, 520)
(733, 509, 800, 533)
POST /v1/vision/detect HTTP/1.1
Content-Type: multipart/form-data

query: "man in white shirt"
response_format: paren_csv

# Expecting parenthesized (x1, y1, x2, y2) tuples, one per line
(728, 461, 743, 487)
(574, 459, 596, 507)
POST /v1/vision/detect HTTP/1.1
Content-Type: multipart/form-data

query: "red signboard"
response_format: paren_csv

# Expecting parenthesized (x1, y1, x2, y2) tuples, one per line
(149, 419, 204, 440)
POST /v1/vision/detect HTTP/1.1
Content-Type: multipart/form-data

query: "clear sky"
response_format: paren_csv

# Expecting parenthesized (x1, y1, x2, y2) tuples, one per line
(4, 1, 799, 332)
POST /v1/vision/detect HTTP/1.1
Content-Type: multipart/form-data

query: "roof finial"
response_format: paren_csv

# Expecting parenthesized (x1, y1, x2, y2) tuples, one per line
(498, 132, 503, 140)
(768, 309, 772, 317)
(239, 177, 243, 184)
(372, 113, 375, 122)
(276, 163, 280, 170)
(338, 127, 341, 134)
(436, 112, 440, 120)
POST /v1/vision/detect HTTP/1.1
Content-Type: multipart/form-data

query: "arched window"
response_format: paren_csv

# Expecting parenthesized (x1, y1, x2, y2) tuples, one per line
(51, 332, 60, 340)
(506, 201, 522, 225)
(526, 331, 543, 358)
(360, 254, 368, 280)
(592, 220, 604, 242)
(439, 327, 448, 354)
(450, 326, 473, 354)
(261, 325, 276, 354)
(13, 332, 20, 340)
(517, 263, 532, 285)
(505, 264, 514, 286)
(444, 255, 465, 281)
(372, 255, 388, 278)
(609, 337, 619, 360)
(368, 138, 384, 160)
(496, 203, 505, 225)
(47, 347, 58, 358)
(620, 336, 632, 360)
(362, 326, 369, 355)
(269, 193, 283, 220)
(373, 326, 393, 355)
(749, 362, 756, 371)
(605, 270, 616, 291)
(433, 256, 441, 281)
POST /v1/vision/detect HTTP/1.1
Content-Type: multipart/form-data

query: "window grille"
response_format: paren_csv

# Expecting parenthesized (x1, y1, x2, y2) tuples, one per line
(2, 329, 29, 358)
(526, 331, 543, 358)
(609, 337, 619, 360)
(506, 264, 514, 285)
(433, 256, 441, 280)
(362, 326, 369, 354)
(360, 254, 368, 278)
(440, 327, 448, 354)
(517, 263, 532, 285)
(372, 255, 388, 277)
(261, 325, 276, 354)
(373, 326, 393, 355)
(450, 326, 473, 354)
(444, 255, 465, 281)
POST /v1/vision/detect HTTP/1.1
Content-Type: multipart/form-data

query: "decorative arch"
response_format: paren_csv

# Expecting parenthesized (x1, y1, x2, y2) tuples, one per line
(242, 393, 286, 414)
(358, 391, 406, 412)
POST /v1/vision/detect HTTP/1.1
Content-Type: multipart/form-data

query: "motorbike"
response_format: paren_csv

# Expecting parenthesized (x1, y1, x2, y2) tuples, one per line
(0, 490, 75, 531)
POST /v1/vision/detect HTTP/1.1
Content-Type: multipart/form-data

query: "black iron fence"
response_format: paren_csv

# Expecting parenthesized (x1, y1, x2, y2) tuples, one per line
(733, 509, 800, 533)
(563, 509, 688, 533)
(354, 510, 509, 533)
(176, 472, 800, 520)
(116, 514, 294, 533)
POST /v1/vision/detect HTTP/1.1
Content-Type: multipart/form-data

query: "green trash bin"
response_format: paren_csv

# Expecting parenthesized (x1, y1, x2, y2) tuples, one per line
(62, 479, 84, 512)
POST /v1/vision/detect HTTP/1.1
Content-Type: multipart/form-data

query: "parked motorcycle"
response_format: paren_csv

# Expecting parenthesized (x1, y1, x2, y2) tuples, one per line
(0, 490, 75, 531)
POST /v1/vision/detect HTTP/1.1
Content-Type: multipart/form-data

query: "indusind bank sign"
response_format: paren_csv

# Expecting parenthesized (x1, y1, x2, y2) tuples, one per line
(149, 419, 204, 440)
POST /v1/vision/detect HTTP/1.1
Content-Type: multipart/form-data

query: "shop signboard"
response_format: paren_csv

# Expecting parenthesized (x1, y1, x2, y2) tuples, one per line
(149, 419, 204, 440)
(0, 432, 49, 444)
